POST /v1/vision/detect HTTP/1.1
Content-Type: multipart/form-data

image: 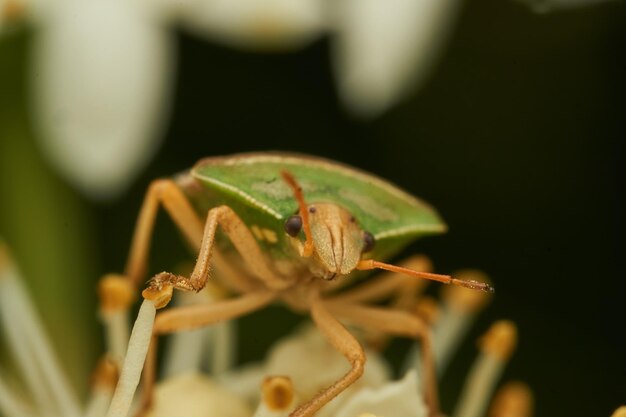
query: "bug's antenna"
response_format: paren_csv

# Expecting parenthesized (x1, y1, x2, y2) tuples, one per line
(356, 259, 495, 293)
(281, 170, 314, 257)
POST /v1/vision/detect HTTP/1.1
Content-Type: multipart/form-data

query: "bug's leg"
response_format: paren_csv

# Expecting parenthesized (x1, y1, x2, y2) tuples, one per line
(142, 205, 291, 308)
(97, 179, 204, 359)
(98, 181, 260, 360)
(323, 301, 440, 417)
(99, 180, 259, 306)
(134, 205, 290, 412)
(136, 289, 276, 415)
(124, 180, 203, 286)
(287, 292, 365, 417)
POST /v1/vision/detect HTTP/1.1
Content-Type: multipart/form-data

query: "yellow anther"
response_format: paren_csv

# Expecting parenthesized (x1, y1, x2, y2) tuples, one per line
(611, 406, 626, 417)
(489, 381, 533, 417)
(262, 376, 294, 411)
(91, 356, 119, 391)
(98, 274, 135, 312)
(479, 320, 518, 361)
(2, 0, 26, 22)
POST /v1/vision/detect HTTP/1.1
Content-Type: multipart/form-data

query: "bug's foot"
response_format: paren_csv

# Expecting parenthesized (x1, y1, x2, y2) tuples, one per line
(142, 272, 194, 309)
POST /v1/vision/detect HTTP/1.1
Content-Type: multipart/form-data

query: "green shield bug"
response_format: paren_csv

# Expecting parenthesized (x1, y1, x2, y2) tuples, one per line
(98, 152, 493, 417)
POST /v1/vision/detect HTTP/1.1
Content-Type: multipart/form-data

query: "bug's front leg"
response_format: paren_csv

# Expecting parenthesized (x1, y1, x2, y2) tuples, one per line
(141, 205, 291, 308)
(98, 182, 264, 361)
(97, 179, 205, 362)
(132, 205, 293, 415)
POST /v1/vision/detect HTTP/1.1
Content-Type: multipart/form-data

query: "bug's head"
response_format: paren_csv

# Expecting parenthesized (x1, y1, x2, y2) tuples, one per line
(280, 170, 495, 293)
(281, 171, 374, 280)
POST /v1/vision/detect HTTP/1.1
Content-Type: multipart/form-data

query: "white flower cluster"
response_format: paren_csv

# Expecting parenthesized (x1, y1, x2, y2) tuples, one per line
(0, 239, 569, 417)
(0, 0, 462, 198)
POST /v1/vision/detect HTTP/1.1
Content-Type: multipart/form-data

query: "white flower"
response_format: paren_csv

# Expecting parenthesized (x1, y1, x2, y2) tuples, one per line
(174, 0, 461, 116)
(333, 370, 428, 417)
(3, 0, 469, 198)
(331, 0, 462, 116)
(31, 0, 175, 199)
(148, 373, 251, 417)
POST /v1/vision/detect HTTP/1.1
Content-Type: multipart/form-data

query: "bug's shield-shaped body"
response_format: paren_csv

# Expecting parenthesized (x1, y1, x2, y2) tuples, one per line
(176, 152, 446, 279)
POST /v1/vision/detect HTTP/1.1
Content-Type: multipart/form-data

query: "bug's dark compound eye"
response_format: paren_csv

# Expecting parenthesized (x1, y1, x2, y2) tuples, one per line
(362, 232, 376, 253)
(284, 215, 303, 237)
(308, 206, 317, 214)
(349, 215, 356, 223)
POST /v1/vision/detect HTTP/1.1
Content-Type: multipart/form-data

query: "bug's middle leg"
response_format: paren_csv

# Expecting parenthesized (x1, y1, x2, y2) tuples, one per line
(322, 255, 432, 349)
(287, 291, 365, 417)
(323, 300, 440, 417)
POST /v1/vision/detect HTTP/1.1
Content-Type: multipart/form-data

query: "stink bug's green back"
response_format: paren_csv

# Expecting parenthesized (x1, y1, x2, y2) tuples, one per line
(182, 152, 447, 266)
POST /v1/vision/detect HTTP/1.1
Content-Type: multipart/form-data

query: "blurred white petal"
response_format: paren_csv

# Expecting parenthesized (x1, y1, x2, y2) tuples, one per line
(514, 0, 618, 12)
(147, 373, 251, 417)
(173, 0, 326, 51)
(335, 370, 428, 417)
(218, 361, 266, 404)
(332, 0, 461, 116)
(31, 0, 175, 199)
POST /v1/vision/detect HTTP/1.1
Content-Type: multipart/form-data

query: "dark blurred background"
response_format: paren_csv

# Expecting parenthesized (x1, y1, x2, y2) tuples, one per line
(1, 0, 624, 416)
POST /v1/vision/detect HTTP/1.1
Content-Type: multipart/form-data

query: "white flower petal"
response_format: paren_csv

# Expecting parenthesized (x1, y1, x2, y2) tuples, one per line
(32, 0, 175, 199)
(263, 325, 391, 417)
(332, 0, 461, 116)
(217, 361, 266, 403)
(147, 373, 251, 417)
(335, 370, 428, 417)
(174, 0, 326, 51)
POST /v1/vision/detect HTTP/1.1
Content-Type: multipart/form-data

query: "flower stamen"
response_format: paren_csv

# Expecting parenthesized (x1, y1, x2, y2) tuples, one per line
(85, 357, 119, 417)
(0, 241, 80, 417)
(488, 381, 533, 417)
(106, 299, 156, 417)
(452, 320, 518, 417)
